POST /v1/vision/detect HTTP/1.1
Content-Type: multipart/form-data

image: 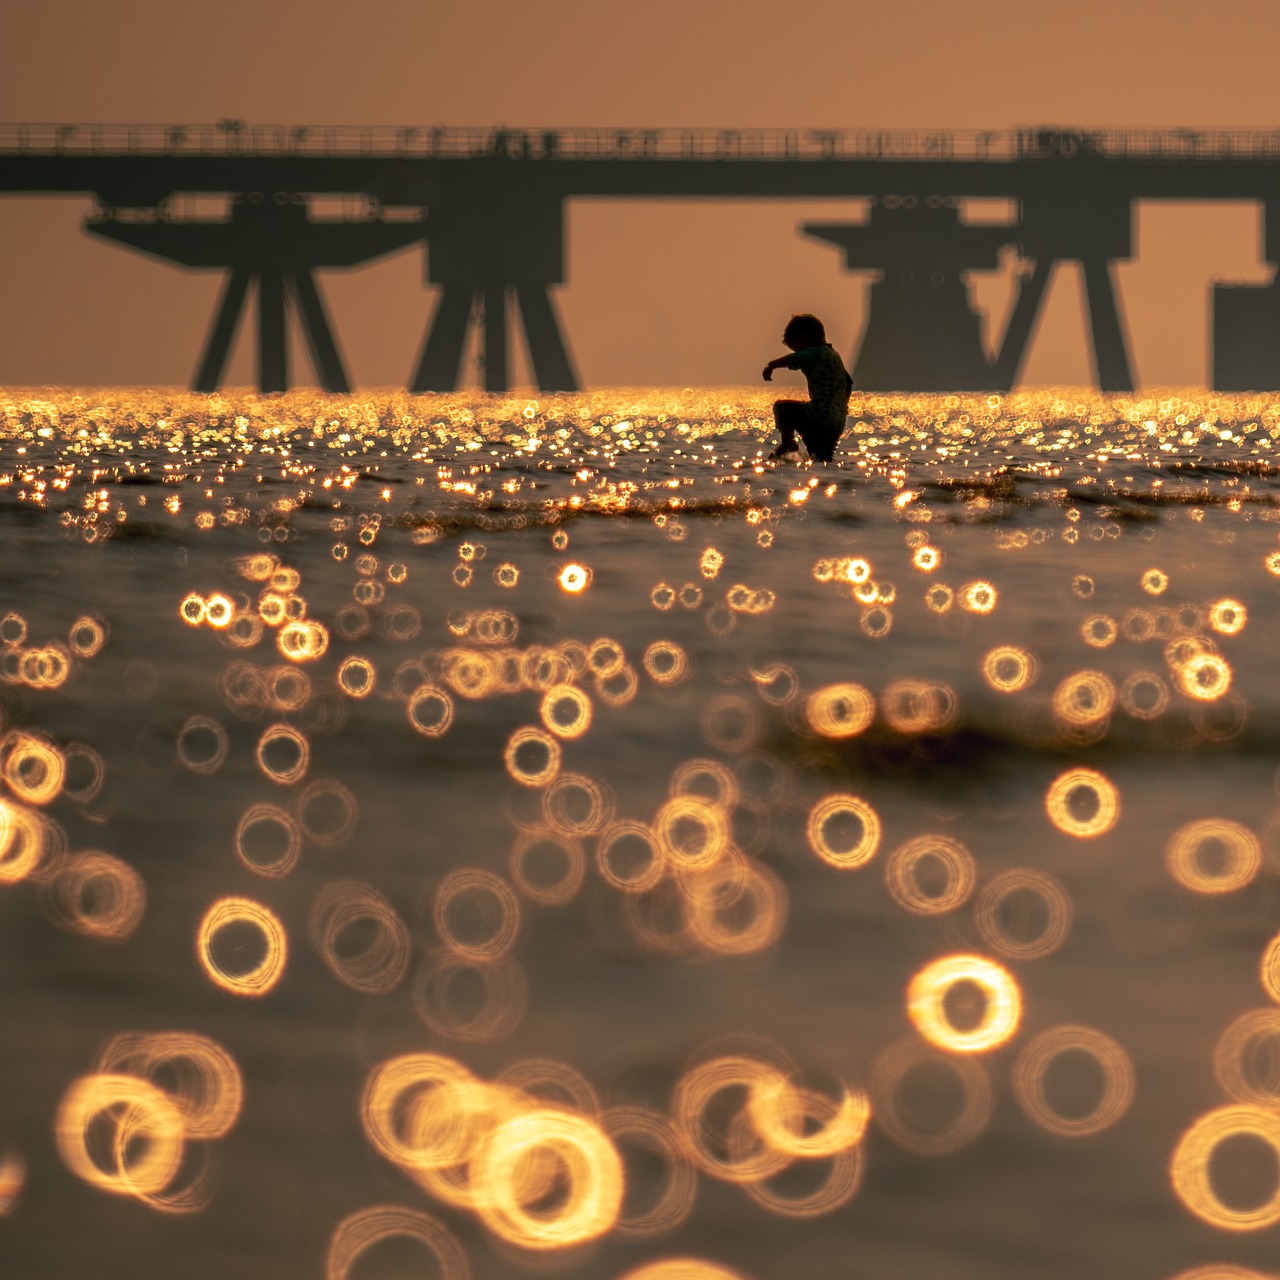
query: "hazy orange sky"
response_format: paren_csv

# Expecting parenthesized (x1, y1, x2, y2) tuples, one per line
(3, 0, 1279, 391)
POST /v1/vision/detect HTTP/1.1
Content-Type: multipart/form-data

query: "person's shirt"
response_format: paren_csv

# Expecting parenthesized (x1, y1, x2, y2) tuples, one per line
(793, 344, 853, 429)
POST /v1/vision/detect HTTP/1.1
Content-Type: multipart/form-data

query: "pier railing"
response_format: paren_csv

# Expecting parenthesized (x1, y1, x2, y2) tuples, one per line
(5, 123, 1280, 162)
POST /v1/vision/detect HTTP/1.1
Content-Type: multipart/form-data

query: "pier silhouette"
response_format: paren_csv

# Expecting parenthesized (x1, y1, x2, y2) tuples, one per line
(89, 197, 423, 393)
(5, 123, 1280, 393)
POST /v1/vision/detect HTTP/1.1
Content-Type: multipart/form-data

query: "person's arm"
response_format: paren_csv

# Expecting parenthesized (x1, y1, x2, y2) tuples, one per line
(762, 353, 798, 381)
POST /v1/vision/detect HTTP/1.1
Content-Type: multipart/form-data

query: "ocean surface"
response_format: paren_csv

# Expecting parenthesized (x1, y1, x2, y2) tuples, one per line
(3, 385, 1280, 1280)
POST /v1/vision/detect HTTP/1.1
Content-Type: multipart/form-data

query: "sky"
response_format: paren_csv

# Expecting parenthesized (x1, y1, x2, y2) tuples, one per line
(2, 0, 1280, 391)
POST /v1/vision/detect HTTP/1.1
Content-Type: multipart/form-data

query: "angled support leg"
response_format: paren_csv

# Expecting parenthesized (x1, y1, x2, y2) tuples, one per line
(257, 269, 289, 393)
(291, 269, 351, 393)
(483, 283, 509, 393)
(515, 284, 580, 391)
(410, 286, 476, 392)
(193, 267, 252, 392)
(1081, 259, 1135, 392)
(991, 258, 1054, 392)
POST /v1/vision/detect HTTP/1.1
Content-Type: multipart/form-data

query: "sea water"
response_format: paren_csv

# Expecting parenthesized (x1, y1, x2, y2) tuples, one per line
(1, 386, 1280, 1280)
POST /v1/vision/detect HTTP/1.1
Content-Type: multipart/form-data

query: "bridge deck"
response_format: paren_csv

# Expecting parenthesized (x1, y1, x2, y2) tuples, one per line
(5, 122, 1280, 163)
(5, 124, 1280, 395)
(5, 124, 1280, 205)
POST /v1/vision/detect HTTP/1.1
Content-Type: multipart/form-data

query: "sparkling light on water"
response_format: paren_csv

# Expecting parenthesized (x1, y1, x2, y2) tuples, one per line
(6, 386, 1280, 1278)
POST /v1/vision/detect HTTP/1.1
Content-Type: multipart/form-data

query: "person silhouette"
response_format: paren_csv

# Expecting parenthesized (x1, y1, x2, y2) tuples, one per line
(761, 314, 852, 463)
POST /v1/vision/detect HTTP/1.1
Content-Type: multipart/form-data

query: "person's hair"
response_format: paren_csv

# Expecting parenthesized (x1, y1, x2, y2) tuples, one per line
(783, 313, 826, 347)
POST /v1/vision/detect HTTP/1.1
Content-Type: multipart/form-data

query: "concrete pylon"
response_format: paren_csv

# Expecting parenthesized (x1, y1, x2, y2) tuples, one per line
(410, 181, 579, 393)
(87, 197, 423, 392)
(805, 200, 1017, 392)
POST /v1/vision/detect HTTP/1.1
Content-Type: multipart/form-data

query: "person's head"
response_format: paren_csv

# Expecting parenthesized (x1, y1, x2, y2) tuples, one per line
(782, 313, 826, 350)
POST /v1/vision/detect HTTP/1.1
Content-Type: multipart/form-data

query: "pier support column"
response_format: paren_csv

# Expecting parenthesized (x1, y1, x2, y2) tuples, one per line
(417, 187, 579, 392)
(992, 259, 1055, 391)
(195, 268, 252, 393)
(483, 282, 509, 393)
(1212, 278, 1280, 390)
(86, 201, 423, 393)
(410, 287, 475, 392)
(1081, 259, 1134, 392)
(293, 269, 351, 393)
(258, 269, 288, 393)
(1017, 186, 1135, 392)
(410, 282, 580, 394)
(515, 284, 579, 391)
(804, 202, 1015, 392)
(193, 266, 351, 393)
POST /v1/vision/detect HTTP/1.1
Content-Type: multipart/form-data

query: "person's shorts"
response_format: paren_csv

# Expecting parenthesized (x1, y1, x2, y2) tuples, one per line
(775, 400, 844, 462)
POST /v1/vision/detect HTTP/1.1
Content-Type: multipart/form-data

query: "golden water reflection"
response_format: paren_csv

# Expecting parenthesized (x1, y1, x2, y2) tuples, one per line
(7, 387, 1280, 1276)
